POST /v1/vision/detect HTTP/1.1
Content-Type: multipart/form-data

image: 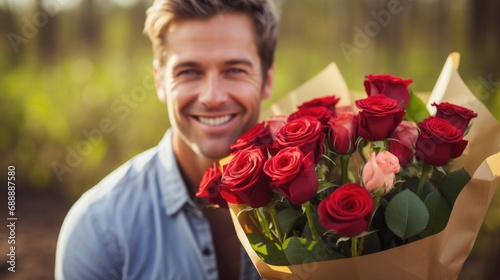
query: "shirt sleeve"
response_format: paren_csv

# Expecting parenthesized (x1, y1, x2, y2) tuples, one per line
(55, 196, 122, 280)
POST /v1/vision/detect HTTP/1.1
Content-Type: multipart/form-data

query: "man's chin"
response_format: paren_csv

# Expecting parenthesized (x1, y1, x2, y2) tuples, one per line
(202, 150, 232, 161)
(196, 145, 232, 161)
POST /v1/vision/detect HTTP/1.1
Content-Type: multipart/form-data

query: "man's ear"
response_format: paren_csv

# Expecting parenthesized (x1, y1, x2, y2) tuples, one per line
(262, 63, 275, 100)
(153, 59, 167, 103)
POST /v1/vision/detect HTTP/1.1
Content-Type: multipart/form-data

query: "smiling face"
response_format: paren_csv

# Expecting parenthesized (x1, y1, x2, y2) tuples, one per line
(156, 13, 274, 160)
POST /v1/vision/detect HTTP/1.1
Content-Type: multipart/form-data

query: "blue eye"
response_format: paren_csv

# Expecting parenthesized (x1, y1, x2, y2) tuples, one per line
(178, 69, 199, 76)
(227, 68, 246, 74)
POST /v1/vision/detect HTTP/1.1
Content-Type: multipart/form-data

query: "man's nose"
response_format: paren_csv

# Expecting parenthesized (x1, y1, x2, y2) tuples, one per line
(198, 73, 228, 108)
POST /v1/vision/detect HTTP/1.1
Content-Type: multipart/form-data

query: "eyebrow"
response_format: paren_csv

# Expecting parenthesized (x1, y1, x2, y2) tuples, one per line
(224, 59, 254, 68)
(172, 61, 201, 72)
(172, 59, 255, 72)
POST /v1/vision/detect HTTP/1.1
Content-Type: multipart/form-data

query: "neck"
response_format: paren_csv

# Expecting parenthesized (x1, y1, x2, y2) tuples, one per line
(172, 134, 218, 194)
(171, 132, 241, 280)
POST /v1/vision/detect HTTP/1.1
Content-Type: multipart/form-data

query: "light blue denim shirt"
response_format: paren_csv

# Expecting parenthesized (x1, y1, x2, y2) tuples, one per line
(55, 129, 261, 280)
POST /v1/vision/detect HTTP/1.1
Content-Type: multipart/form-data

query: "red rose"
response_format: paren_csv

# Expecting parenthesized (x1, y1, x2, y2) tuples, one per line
(271, 117, 326, 164)
(388, 121, 418, 166)
(356, 95, 405, 141)
(364, 74, 412, 109)
(288, 106, 333, 127)
(432, 102, 477, 135)
(298, 95, 340, 111)
(264, 147, 318, 206)
(318, 183, 373, 237)
(230, 122, 273, 153)
(219, 147, 272, 208)
(415, 117, 468, 166)
(195, 163, 227, 208)
(328, 111, 358, 155)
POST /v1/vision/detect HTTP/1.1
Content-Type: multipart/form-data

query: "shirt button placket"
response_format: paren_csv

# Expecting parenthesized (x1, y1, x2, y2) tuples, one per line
(191, 209, 218, 280)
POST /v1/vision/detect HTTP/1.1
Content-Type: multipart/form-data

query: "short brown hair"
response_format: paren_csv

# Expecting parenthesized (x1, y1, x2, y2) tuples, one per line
(144, 0, 279, 75)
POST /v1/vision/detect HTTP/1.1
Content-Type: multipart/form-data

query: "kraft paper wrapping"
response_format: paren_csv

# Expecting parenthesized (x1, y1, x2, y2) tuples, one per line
(230, 53, 500, 279)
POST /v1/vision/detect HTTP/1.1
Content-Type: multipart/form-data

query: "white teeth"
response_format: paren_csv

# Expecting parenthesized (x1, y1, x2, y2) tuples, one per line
(198, 115, 232, 126)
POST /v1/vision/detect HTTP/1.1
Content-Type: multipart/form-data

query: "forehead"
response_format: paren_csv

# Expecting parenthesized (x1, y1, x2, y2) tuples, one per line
(164, 13, 259, 66)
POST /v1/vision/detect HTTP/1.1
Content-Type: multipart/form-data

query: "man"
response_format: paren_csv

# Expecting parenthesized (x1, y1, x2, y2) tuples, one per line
(55, 0, 278, 279)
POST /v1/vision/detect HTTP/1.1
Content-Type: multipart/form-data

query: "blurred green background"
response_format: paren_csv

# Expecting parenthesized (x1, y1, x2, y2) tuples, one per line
(0, 0, 499, 278)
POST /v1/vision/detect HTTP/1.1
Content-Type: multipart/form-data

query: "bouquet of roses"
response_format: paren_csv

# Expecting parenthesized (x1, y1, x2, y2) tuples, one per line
(196, 53, 500, 279)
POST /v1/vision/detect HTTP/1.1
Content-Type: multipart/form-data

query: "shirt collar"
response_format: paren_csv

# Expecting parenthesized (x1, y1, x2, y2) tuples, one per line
(157, 129, 193, 216)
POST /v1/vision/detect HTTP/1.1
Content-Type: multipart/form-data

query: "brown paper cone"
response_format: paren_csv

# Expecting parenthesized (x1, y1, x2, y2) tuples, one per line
(231, 53, 500, 279)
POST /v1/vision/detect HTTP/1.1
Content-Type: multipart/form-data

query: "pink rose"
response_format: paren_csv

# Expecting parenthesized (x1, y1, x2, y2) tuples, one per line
(376, 151, 400, 174)
(263, 147, 318, 205)
(388, 121, 418, 166)
(335, 105, 355, 114)
(318, 183, 373, 237)
(364, 74, 413, 109)
(328, 111, 358, 155)
(362, 152, 400, 194)
(266, 115, 287, 140)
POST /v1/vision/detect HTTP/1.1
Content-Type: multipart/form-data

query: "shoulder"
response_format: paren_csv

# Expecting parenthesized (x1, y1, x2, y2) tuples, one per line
(55, 130, 188, 279)
(55, 147, 166, 278)
(74, 146, 163, 223)
(58, 146, 167, 246)
(61, 129, 180, 239)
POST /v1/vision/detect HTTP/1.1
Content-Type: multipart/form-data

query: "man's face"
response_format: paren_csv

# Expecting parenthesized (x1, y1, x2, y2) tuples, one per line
(157, 13, 274, 160)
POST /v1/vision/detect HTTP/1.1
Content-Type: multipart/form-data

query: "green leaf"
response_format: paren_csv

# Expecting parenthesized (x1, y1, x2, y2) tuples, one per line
(437, 168, 471, 207)
(277, 207, 303, 236)
(247, 234, 290, 266)
(421, 190, 452, 238)
(385, 189, 429, 239)
(405, 91, 430, 123)
(282, 237, 340, 264)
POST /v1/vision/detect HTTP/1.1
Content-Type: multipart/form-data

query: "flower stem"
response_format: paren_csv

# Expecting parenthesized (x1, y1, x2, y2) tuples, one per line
(340, 154, 351, 185)
(371, 191, 382, 221)
(371, 140, 387, 153)
(358, 236, 366, 255)
(360, 190, 383, 255)
(417, 165, 433, 198)
(351, 237, 358, 257)
(254, 208, 273, 241)
(395, 171, 403, 193)
(303, 201, 319, 241)
(268, 203, 283, 243)
(358, 139, 368, 164)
